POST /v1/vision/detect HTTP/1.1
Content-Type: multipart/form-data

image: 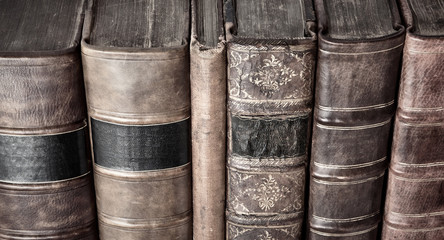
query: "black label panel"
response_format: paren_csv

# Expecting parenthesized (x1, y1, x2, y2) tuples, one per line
(0, 128, 89, 182)
(231, 115, 308, 158)
(91, 118, 190, 171)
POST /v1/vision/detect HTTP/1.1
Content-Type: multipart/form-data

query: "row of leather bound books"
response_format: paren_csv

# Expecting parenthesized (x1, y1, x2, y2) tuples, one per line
(0, 0, 442, 239)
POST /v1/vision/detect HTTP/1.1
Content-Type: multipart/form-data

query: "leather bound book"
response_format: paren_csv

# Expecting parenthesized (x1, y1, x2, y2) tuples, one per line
(382, 0, 444, 239)
(81, 0, 191, 239)
(190, 0, 226, 239)
(225, 0, 317, 239)
(0, 1, 97, 239)
(308, 0, 405, 239)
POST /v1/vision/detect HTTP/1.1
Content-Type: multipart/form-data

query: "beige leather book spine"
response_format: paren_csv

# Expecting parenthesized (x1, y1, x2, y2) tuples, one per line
(190, 0, 227, 239)
(81, 1, 192, 239)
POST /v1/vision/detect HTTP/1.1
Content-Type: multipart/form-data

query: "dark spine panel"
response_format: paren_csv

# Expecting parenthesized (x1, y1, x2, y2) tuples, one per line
(0, 128, 88, 182)
(91, 118, 190, 171)
(231, 115, 308, 158)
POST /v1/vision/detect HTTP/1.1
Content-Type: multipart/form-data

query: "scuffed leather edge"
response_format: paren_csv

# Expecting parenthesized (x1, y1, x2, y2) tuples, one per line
(398, 0, 444, 53)
(315, 0, 406, 53)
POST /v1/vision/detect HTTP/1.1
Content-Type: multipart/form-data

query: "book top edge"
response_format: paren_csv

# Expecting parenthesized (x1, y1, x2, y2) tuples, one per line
(86, 0, 190, 49)
(81, 39, 188, 60)
(316, 0, 403, 41)
(400, 0, 444, 37)
(226, 0, 315, 41)
(0, 0, 86, 53)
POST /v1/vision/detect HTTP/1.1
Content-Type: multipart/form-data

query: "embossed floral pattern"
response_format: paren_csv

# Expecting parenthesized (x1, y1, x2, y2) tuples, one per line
(229, 169, 304, 214)
(228, 225, 253, 239)
(249, 55, 298, 97)
(228, 48, 314, 100)
(227, 224, 302, 239)
(258, 231, 276, 240)
(251, 175, 290, 211)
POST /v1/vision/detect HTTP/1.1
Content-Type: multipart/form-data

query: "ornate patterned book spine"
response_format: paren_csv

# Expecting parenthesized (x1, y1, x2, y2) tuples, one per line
(0, 1, 97, 239)
(308, 0, 405, 239)
(382, 0, 444, 239)
(81, 1, 191, 239)
(190, 0, 227, 239)
(225, 0, 317, 238)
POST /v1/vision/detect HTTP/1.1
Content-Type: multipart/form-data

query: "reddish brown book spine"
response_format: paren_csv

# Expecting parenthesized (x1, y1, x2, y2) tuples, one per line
(382, 0, 444, 239)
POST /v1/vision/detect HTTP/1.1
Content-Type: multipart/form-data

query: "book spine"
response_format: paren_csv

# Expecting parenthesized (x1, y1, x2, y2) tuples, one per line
(382, 4, 444, 238)
(308, 2, 405, 237)
(190, 37, 227, 239)
(0, 52, 97, 239)
(226, 40, 316, 239)
(82, 26, 192, 240)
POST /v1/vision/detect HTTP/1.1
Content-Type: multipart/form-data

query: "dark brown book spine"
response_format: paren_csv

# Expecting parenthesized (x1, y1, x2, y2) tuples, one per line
(0, 19, 97, 240)
(225, 1, 317, 236)
(382, 0, 444, 239)
(308, 0, 405, 239)
(190, 0, 227, 239)
(81, 2, 192, 239)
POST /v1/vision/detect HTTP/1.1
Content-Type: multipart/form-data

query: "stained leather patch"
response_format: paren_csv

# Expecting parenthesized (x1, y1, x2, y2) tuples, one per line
(91, 118, 190, 171)
(0, 128, 89, 182)
(231, 115, 308, 157)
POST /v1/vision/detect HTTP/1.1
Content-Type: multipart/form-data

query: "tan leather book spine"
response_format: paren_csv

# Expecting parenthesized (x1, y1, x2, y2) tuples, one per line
(81, 2, 192, 239)
(309, 0, 405, 239)
(382, 0, 444, 239)
(0, 1, 97, 239)
(225, 1, 317, 238)
(190, 0, 227, 239)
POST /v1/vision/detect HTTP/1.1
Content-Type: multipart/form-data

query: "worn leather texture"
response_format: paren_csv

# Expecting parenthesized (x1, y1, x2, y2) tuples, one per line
(225, 3, 317, 237)
(308, 0, 405, 239)
(81, 6, 191, 239)
(0, 52, 86, 135)
(0, 174, 97, 240)
(94, 164, 192, 240)
(190, 29, 227, 240)
(381, 0, 444, 239)
(0, 1, 97, 239)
